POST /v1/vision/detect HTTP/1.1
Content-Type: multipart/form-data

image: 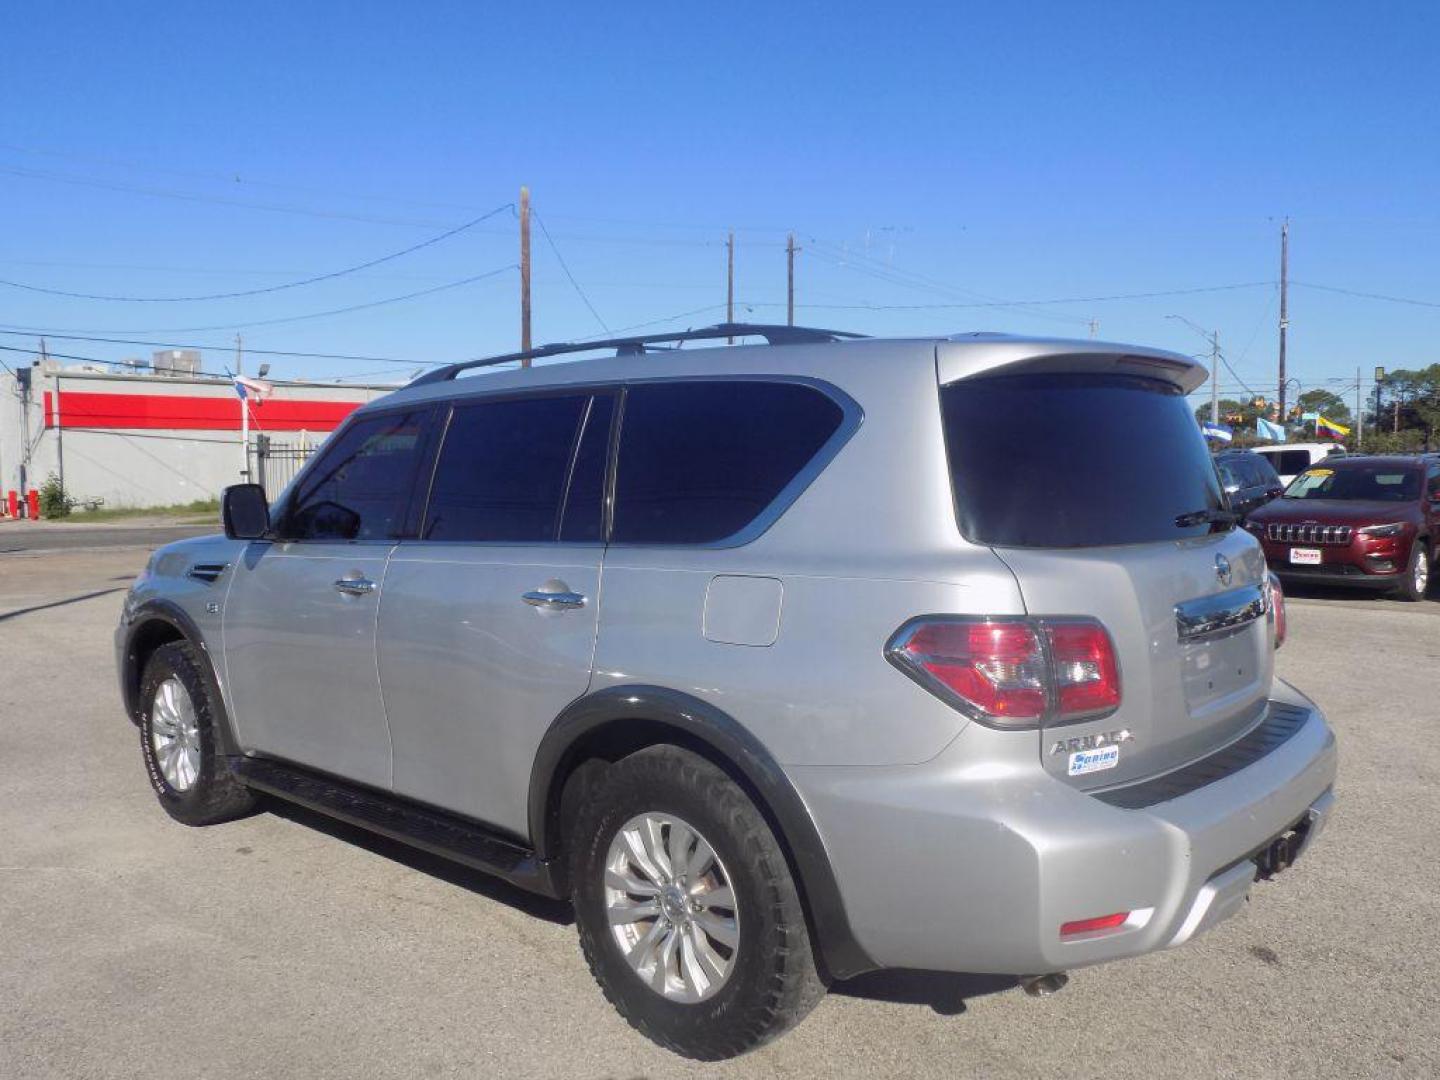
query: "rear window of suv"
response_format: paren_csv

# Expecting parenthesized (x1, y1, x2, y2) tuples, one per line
(940, 373, 1226, 548)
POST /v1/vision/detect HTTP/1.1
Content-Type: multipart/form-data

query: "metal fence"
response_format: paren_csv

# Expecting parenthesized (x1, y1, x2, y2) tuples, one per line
(250, 435, 318, 498)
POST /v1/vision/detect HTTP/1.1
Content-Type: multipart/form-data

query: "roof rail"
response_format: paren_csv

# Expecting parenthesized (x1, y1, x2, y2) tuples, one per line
(408, 322, 866, 386)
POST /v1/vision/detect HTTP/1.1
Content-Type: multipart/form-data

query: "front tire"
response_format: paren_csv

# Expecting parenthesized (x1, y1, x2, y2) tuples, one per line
(1396, 540, 1431, 602)
(138, 641, 256, 826)
(570, 745, 826, 1059)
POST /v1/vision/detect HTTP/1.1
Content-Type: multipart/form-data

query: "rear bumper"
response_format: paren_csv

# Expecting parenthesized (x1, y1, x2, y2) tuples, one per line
(789, 679, 1337, 976)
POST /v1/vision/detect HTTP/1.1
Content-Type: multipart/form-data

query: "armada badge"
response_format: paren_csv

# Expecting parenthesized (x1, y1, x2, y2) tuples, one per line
(1050, 729, 1134, 756)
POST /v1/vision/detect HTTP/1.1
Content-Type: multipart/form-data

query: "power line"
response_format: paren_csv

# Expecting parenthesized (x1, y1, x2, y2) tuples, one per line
(532, 208, 610, 334)
(775, 280, 1275, 312)
(0, 203, 514, 302)
(0, 163, 455, 228)
(0, 142, 497, 214)
(0, 329, 443, 366)
(802, 239, 1090, 327)
(0, 264, 517, 334)
(1293, 281, 1440, 310)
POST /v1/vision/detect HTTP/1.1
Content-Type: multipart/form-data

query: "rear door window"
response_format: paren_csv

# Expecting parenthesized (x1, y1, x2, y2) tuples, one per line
(422, 395, 590, 542)
(612, 381, 844, 544)
(939, 373, 1225, 548)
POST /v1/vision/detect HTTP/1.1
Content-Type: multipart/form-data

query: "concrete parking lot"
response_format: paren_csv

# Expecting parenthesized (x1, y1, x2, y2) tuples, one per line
(2, 537, 1438, 1079)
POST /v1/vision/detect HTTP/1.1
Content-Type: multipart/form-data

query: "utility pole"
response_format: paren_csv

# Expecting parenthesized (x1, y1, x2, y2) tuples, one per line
(519, 186, 532, 365)
(1089, 319, 1099, 339)
(236, 335, 249, 481)
(1277, 218, 1289, 427)
(726, 231, 735, 343)
(1356, 368, 1364, 449)
(786, 232, 797, 326)
(42, 338, 62, 495)
(1208, 332, 1220, 426)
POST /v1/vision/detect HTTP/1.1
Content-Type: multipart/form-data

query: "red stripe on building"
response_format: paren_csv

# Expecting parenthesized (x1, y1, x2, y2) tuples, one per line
(45, 391, 363, 432)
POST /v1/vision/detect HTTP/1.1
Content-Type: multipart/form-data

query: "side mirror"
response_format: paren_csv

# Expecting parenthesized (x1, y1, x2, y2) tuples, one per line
(222, 483, 270, 540)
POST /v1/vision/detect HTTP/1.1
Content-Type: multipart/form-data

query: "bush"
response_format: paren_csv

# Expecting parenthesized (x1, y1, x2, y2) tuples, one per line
(38, 473, 72, 518)
(1357, 429, 1430, 454)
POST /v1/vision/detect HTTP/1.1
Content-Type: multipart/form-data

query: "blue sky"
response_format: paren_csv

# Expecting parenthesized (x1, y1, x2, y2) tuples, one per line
(2, 1, 1438, 404)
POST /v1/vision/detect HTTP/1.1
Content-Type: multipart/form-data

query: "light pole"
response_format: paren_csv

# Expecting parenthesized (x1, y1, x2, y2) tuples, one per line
(1282, 377, 1303, 429)
(1166, 315, 1221, 425)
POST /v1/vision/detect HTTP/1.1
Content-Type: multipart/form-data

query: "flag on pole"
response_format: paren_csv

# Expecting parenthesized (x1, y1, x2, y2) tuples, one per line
(232, 374, 274, 400)
(1316, 415, 1351, 439)
(1201, 422, 1233, 442)
(1255, 417, 1286, 441)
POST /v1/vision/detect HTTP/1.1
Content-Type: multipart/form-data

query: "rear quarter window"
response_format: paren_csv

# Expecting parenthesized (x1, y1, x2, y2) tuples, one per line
(612, 381, 845, 544)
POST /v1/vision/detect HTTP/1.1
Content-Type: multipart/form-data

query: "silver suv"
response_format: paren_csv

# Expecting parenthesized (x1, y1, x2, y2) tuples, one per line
(116, 325, 1337, 1060)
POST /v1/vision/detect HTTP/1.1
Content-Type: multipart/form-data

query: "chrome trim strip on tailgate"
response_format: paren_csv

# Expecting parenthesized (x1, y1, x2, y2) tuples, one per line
(1174, 582, 1266, 643)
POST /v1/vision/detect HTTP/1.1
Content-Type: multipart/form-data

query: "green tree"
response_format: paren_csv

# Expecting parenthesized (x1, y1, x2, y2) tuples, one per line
(1296, 389, 1350, 423)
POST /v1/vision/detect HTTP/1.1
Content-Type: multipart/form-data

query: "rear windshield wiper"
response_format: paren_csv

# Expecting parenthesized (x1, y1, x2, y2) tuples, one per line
(1175, 508, 1239, 529)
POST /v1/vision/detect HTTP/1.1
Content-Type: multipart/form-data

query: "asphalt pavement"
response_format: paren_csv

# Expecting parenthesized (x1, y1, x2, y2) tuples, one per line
(0, 520, 214, 555)
(1, 546, 1438, 1079)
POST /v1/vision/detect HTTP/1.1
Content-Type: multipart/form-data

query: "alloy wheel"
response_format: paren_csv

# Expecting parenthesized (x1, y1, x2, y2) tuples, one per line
(603, 812, 740, 1003)
(150, 677, 201, 792)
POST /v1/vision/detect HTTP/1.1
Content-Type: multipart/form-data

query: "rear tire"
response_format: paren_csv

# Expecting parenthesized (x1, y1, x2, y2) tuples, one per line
(1396, 540, 1430, 602)
(138, 641, 256, 826)
(570, 745, 826, 1059)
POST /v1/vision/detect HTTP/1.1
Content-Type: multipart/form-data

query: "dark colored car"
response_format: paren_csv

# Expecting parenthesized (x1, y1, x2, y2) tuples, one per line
(1214, 450, 1284, 520)
(1245, 455, 1440, 601)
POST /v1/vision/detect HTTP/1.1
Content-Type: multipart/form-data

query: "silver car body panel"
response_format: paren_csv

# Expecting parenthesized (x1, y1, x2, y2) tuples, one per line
(117, 331, 1337, 978)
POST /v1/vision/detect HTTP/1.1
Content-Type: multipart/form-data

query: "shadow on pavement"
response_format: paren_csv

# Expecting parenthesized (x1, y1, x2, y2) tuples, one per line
(832, 970, 1018, 1015)
(0, 587, 125, 623)
(259, 797, 1025, 1014)
(261, 796, 576, 926)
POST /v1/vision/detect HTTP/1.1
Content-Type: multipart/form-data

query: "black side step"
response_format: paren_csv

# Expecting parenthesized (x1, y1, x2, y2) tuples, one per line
(232, 757, 560, 898)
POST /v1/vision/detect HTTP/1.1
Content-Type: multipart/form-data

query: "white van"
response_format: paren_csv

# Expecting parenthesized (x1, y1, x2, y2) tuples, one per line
(1252, 442, 1347, 486)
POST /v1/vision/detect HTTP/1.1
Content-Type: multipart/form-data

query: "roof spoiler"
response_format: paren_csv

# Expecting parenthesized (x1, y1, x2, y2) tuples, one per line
(936, 337, 1207, 395)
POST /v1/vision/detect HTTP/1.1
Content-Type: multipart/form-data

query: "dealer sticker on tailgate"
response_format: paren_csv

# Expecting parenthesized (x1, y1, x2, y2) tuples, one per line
(1289, 547, 1322, 565)
(1068, 745, 1120, 777)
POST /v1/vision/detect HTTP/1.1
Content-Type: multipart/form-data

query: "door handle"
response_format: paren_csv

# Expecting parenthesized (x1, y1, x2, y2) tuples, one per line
(522, 589, 586, 610)
(334, 577, 377, 596)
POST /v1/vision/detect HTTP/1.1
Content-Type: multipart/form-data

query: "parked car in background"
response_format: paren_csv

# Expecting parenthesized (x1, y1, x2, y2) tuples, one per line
(1252, 442, 1347, 486)
(116, 326, 1338, 1059)
(1214, 449, 1285, 520)
(1246, 454, 1440, 601)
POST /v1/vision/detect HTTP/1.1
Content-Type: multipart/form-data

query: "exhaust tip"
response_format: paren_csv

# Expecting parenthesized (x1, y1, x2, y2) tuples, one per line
(1020, 972, 1069, 998)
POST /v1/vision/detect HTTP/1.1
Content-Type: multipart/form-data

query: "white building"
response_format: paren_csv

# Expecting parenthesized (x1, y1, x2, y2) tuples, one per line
(0, 360, 399, 513)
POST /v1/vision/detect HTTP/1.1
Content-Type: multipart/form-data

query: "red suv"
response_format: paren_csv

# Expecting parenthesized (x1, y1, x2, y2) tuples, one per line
(1246, 455, 1440, 601)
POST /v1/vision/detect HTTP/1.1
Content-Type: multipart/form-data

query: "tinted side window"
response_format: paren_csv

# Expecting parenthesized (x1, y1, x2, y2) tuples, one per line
(1427, 467, 1440, 498)
(559, 394, 615, 542)
(284, 410, 430, 542)
(423, 395, 588, 542)
(613, 381, 844, 544)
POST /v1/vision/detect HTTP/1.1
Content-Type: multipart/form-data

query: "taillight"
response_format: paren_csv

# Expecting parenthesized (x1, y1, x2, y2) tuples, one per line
(887, 616, 1121, 729)
(1267, 571, 1286, 649)
(891, 620, 1047, 722)
(1046, 621, 1122, 719)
